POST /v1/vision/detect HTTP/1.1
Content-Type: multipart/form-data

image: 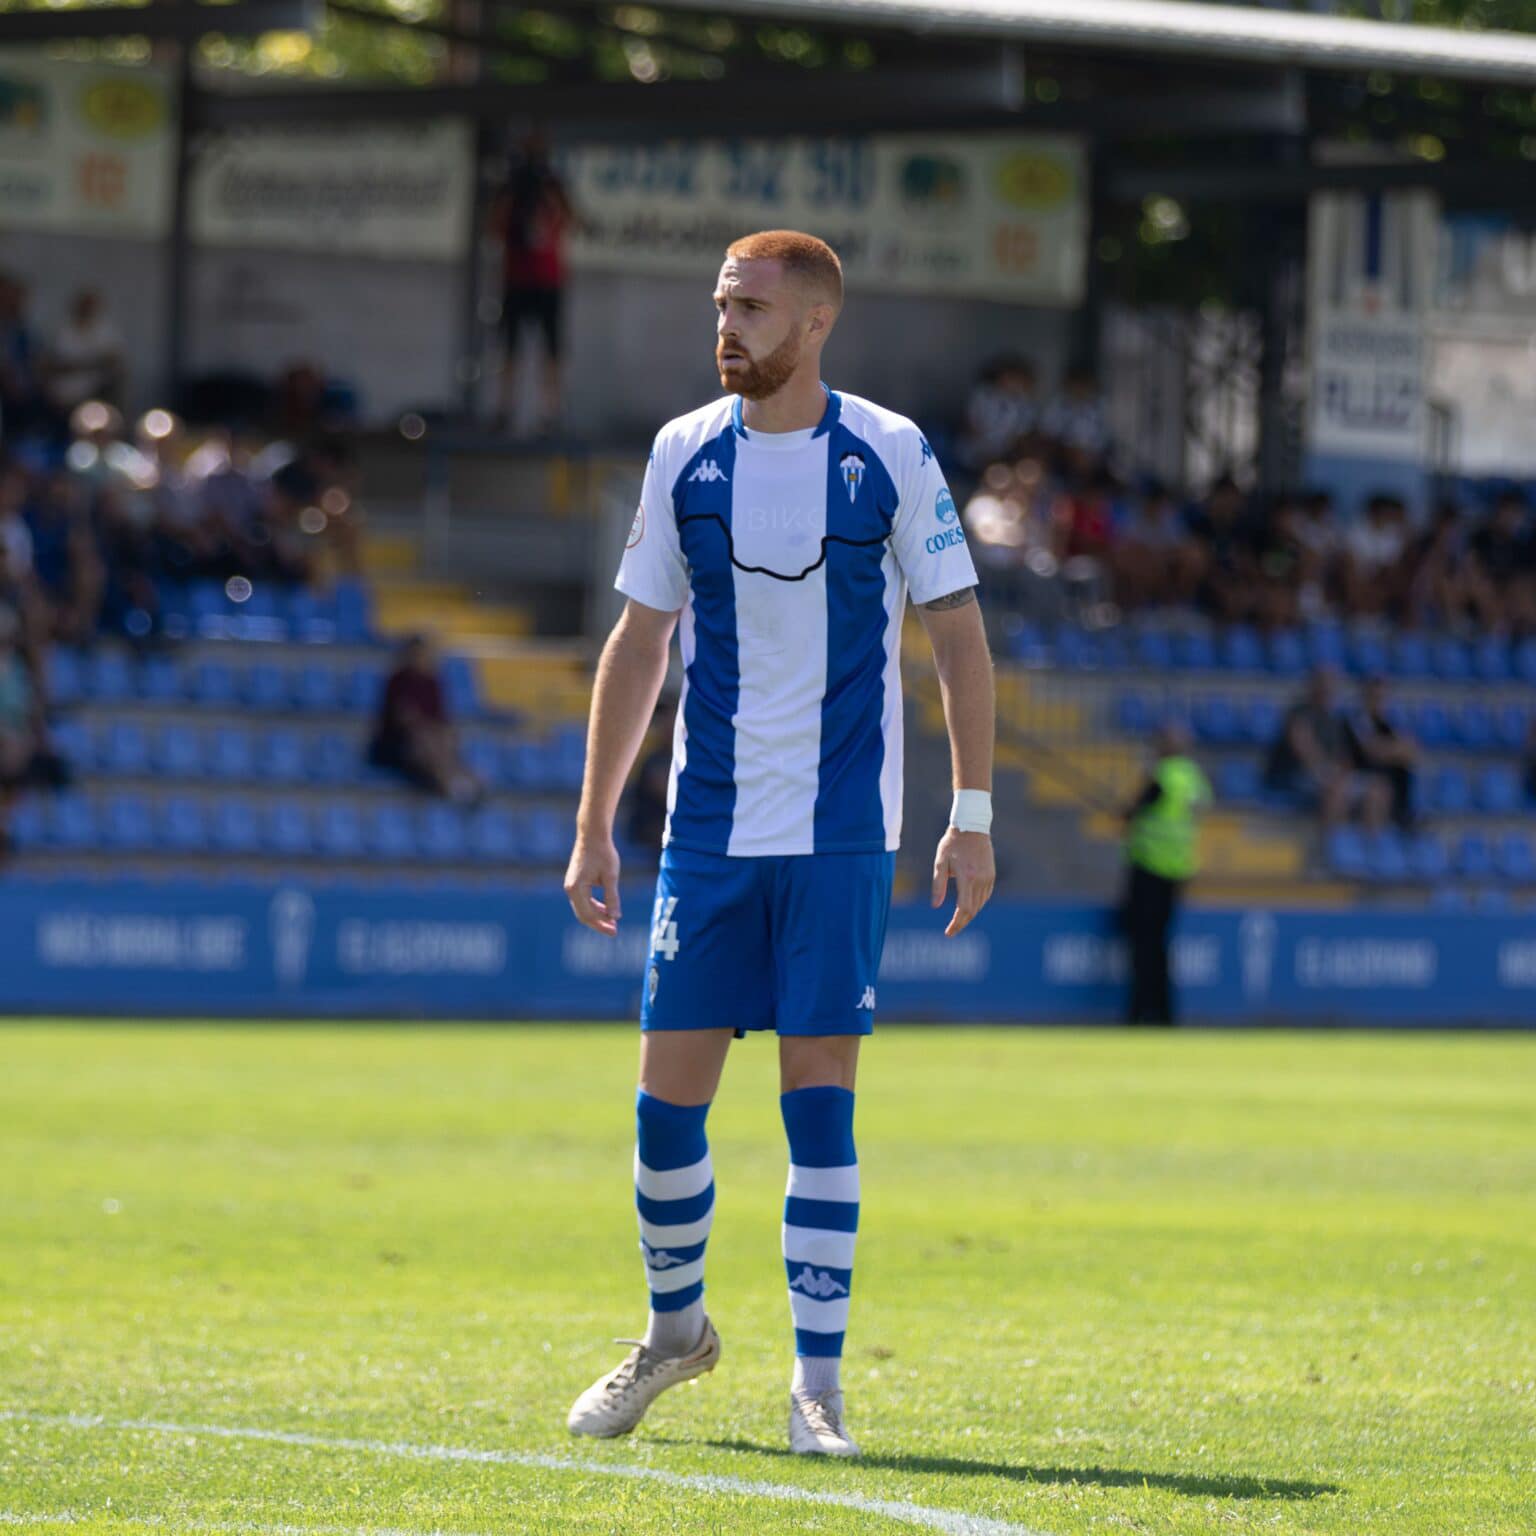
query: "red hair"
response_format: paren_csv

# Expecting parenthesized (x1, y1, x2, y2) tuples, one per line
(725, 230, 843, 310)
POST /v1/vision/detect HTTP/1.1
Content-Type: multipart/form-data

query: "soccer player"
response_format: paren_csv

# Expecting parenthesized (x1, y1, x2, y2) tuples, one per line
(563, 230, 995, 1456)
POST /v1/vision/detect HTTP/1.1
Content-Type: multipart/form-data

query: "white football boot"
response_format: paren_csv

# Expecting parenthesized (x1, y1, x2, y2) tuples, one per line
(788, 1389, 861, 1457)
(566, 1318, 721, 1438)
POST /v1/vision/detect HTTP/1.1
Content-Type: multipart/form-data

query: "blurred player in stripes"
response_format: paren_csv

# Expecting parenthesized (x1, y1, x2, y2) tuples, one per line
(563, 230, 995, 1455)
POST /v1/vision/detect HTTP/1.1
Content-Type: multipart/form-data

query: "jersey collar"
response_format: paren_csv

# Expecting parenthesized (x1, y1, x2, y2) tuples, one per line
(731, 385, 841, 440)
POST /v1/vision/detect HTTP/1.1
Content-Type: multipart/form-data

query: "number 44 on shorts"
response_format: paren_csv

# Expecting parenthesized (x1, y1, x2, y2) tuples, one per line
(651, 895, 681, 960)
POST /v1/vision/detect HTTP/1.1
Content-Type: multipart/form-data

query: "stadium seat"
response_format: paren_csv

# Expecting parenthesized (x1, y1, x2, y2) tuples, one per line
(1325, 826, 1368, 881)
(1472, 636, 1510, 682)
(1115, 692, 1155, 736)
(317, 802, 366, 859)
(1431, 637, 1471, 681)
(1304, 624, 1346, 672)
(440, 655, 481, 717)
(140, 654, 182, 704)
(1428, 766, 1472, 815)
(244, 663, 290, 712)
(9, 796, 46, 852)
(211, 799, 263, 855)
(1389, 633, 1431, 680)
(1361, 829, 1409, 883)
(1171, 631, 1216, 671)
(550, 727, 585, 791)
(49, 717, 93, 771)
(523, 806, 566, 864)
(50, 795, 98, 851)
(1218, 626, 1264, 673)
(295, 664, 341, 714)
(161, 797, 209, 854)
(102, 793, 155, 851)
(1215, 759, 1262, 804)
(46, 649, 84, 707)
(504, 738, 549, 791)
(1191, 695, 1241, 746)
(309, 732, 357, 785)
(1347, 630, 1390, 678)
(1240, 696, 1282, 747)
(1453, 704, 1494, 752)
(344, 665, 384, 714)
(1267, 631, 1306, 676)
(102, 722, 152, 776)
(332, 580, 373, 645)
(266, 802, 314, 858)
(1407, 833, 1450, 884)
(187, 661, 239, 708)
(1134, 630, 1173, 671)
(419, 803, 467, 862)
(1496, 833, 1536, 884)
(1054, 628, 1098, 670)
(1456, 833, 1495, 881)
(208, 726, 257, 782)
(367, 804, 417, 862)
(1515, 638, 1536, 686)
(155, 725, 203, 779)
(1494, 703, 1530, 753)
(261, 730, 308, 785)
(1478, 766, 1522, 815)
(1411, 701, 1451, 748)
(469, 806, 521, 862)
(87, 650, 135, 704)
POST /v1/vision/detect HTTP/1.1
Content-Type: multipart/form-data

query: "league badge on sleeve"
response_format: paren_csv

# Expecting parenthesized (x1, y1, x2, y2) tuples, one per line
(626, 504, 645, 548)
(840, 452, 866, 503)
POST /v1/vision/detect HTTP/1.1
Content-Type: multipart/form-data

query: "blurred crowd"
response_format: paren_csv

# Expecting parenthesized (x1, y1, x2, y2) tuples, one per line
(958, 353, 1536, 638)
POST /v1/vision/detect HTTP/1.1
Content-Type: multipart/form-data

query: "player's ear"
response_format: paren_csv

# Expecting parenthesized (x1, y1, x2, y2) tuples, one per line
(806, 301, 835, 341)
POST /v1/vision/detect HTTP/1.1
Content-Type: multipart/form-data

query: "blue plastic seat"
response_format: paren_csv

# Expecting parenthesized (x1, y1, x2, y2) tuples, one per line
(50, 795, 98, 850)
(1478, 765, 1522, 815)
(1389, 633, 1431, 680)
(1457, 833, 1495, 880)
(155, 725, 202, 779)
(308, 732, 357, 785)
(9, 796, 46, 852)
(366, 804, 417, 862)
(1362, 829, 1410, 883)
(1494, 704, 1530, 753)
(440, 655, 481, 716)
(1240, 696, 1281, 746)
(1431, 637, 1471, 681)
(1454, 704, 1494, 753)
(317, 802, 366, 859)
(1218, 627, 1264, 673)
(1191, 695, 1240, 746)
(1172, 631, 1216, 671)
(102, 722, 151, 776)
(1134, 630, 1173, 671)
(523, 806, 566, 864)
(244, 664, 289, 712)
(102, 793, 155, 851)
(419, 803, 467, 862)
(1496, 833, 1536, 884)
(550, 730, 585, 792)
(295, 664, 341, 714)
(140, 655, 182, 703)
(161, 797, 209, 853)
(284, 587, 329, 643)
(1267, 631, 1306, 676)
(1305, 624, 1347, 672)
(211, 798, 262, 855)
(462, 737, 504, 790)
(87, 651, 135, 704)
(1054, 628, 1098, 670)
(1429, 766, 1472, 815)
(1325, 826, 1368, 880)
(1407, 834, 1450, 884)
(1516, 638, 1536, 686)
(1347, 631, 1390, 678)
(470, 806, 521, 862)
(261, 730, 308, 785)
(49, 717, 93, 771)
(1472, 637, 1510, 682)
(187, 661, 239, 708)
(1115, 693, 1155, 736)
(266, 802, 313, 858)
(47, 649, 85, 707)
(1215, 759, 1262, 804)
(208, 727, 256, 781)
(344, 665, 384, 714)
(332, 579, 373, 645)
(1412, 702, 1451, 749)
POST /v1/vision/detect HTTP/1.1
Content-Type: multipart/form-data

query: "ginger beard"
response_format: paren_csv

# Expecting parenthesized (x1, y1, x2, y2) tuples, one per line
(716, 326, 804, 401)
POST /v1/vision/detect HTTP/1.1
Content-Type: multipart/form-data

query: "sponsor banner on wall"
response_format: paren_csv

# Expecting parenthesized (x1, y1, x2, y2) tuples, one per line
(0, 50, 173, 236)
(1, 880, 1531, 1025)
(190, 122, 473, 260)
(1305, 190, 1438, 464)
(560, 135, 1087, 305)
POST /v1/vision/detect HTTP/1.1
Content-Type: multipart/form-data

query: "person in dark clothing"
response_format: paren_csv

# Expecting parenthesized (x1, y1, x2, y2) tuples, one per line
(1265, 667, 1390, 829)
(368, 635, 480, 802)
(1346, 676, 1419, 831)
(491, 133, 577, 435)
(1466, 491, 1535, 634)
(624, 695, 677, 858)
(1121, 724, 1211, 1026)
(1185, 476, 1262, 623)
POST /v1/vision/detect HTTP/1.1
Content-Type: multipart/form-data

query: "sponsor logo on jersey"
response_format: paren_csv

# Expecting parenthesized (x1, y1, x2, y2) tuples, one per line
(925, 527, 967, 555)
(688, 459, 729, 483)
(935, 487, 958, 524)
(840, 452, 866, 503)
(627, 504, 645, 549)
(788, 1264, 849, 1298)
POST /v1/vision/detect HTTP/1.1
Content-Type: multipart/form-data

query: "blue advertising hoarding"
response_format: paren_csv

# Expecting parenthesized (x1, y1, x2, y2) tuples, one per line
(0, 878, 1531, 1025)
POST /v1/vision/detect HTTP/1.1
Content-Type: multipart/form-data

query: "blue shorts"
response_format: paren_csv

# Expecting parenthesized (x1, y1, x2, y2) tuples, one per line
(641, 846, 895, 1037)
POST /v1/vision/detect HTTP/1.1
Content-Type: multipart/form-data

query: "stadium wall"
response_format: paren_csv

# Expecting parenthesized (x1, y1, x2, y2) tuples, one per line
(4, 879, 1533, 1026)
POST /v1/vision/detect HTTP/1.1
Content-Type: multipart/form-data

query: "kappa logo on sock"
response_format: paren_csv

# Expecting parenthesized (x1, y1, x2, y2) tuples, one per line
(644, 1246, 689, 1269)
(788, 1264, 848, 1299)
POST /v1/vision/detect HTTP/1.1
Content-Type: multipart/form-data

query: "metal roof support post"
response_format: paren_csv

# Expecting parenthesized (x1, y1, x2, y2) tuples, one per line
(164, 39, 196, 412)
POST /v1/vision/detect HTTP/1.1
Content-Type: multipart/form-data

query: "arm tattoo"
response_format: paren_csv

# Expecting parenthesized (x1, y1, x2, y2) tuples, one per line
(923, 586, 977, 612)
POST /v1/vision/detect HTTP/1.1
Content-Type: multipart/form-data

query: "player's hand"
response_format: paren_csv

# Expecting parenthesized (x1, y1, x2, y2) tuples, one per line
(565, 831, 622, 936)
(931, 828, 995, 938)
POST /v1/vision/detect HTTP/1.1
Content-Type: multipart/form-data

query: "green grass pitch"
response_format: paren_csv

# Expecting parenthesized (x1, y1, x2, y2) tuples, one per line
(3, 1022, 1533, 1536)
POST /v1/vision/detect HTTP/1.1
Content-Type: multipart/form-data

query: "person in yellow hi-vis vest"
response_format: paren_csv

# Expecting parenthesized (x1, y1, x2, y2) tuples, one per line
(1121, 723, 1212, 1025)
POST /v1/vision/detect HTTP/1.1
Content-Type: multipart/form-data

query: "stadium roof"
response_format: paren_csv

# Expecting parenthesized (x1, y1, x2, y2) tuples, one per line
(659, 0, 1536, 86)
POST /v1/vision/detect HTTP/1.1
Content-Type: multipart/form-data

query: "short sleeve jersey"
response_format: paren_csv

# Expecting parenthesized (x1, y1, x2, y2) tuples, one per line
(616, 389, 978, 857)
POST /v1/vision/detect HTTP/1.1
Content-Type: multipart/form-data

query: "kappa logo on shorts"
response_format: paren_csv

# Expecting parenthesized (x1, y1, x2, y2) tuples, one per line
(857, 986, 877, 1010)
(788, 1265, 849, 1298)
(688, 459, 729, 484)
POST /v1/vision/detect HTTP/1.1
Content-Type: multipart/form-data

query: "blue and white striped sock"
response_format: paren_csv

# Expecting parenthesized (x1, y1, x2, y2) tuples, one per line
(635, 1090, 714, 1358)
(781, 1085, 859, 1398)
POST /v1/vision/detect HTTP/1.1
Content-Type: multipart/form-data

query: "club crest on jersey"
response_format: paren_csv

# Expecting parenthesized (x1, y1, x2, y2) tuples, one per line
(688, 459, 729, 483)
(840, 452, 866, 503)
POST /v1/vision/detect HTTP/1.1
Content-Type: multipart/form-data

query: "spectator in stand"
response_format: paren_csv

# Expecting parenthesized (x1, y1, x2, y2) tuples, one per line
(368, 634, 482, 804)
(1246, 493, 1309, 631)
(270, 361, 332, 443)
(1265, 667, 1390, 830)
(1346, 676, 1420, 831)
(22, 467, 104, 645)
(1042, 365, 1110, 459)
(1466, 490, 1535, 635)
(93, 478, 162, 643)
(1342, 492, 1410, 619)
(0, 273, 42, 438)
(1186, 475, 1260, 624)
(43, 288, 126, 417)
(1405, 501, 1478, 631)
(1524, 719, 1536, 805)
(0, 463, 46, 668)
(491, 131, 577, 436)
(1291, 489, 1342, 622)
(0, 605, 41, 857)
(1112, 479, 1202, 611)
(960, 354, 1041, 470)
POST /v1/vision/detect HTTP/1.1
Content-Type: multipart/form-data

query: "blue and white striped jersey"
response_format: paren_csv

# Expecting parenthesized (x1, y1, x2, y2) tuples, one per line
(616, 388, 978, 858)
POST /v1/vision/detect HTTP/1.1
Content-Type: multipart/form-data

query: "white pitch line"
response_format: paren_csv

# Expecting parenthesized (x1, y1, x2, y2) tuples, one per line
(0, 1515, 494, 1536)
(2, 1411, 1050, 1536)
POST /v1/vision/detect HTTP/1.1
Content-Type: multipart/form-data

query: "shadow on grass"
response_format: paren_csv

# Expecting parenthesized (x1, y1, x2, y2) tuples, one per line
(651, 1438, 1341, 1501)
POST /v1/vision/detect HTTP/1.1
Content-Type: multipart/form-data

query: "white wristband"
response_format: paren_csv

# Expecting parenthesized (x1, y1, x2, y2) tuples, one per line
(949, 789, 993, 835)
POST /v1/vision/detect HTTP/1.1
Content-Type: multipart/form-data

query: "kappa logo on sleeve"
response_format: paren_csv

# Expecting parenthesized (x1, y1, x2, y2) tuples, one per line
(626, 504, 645, 548)
(919, 435, 934, 464)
